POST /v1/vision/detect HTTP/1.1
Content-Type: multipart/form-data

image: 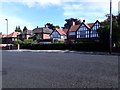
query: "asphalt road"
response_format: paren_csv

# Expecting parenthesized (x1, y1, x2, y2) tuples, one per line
(2, 50, 119, 88)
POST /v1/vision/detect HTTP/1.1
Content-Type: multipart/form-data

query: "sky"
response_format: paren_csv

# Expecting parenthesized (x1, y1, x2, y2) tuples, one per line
(0, 0, 119, 34)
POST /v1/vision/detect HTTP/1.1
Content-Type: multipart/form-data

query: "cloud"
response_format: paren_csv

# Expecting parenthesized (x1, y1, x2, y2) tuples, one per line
(0, 13, 34, 34)
(0, 0, 68, 7)
(1, 0, 119, 12)
(0, 0, 35, 34)
(0, 0, 111, 7)
(63, 4, 83, 11)
(118, 1, 120, 13)
(0, 0, 119, 34)
(62, 0, 119, 22)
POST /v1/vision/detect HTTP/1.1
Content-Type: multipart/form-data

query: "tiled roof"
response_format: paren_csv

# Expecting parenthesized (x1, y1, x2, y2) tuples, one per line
(87, 23, 94, 28)
(43, 27, 53, 33)
(7, 32, 20, 38)
(56, 29, 66, 35)
(33, 27, 53, 34)
(63, 29, 69, 34)
(84, 24, 91, 29)
(68, 23, 94, 33)
(2, 34, 7, 38)
(69, 25, 80, 32)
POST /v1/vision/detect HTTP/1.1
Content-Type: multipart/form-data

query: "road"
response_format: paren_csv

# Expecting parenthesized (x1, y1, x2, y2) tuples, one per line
(2, 50, 119, 88)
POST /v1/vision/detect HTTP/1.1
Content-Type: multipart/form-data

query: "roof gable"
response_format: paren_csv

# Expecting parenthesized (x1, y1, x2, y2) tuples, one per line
(90, 20, 101, 29)
(76, 22, 91, 32)
(51, 29, 66, 36)
(56, 29, 66, 35)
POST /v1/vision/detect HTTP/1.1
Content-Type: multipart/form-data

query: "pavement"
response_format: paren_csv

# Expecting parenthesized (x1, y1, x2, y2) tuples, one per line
(2, 50, 119, 88)
(4, 49, 120, 56)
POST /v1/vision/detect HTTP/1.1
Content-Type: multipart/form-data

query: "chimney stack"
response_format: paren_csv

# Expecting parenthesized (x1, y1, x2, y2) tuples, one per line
(72, 21, 75, 26)
(45, 24, 48, 28)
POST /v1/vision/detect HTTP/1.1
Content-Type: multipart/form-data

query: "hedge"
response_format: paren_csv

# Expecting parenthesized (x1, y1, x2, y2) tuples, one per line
(20, 42, 110, 52)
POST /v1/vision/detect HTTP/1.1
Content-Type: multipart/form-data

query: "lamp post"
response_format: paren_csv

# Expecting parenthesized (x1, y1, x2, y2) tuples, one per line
(109, 0, 112, 54)
(5, 19, 8, 49)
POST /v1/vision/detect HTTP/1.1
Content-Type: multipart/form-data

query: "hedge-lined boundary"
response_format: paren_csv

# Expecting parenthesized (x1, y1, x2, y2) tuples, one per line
(20, 42, 110, 52)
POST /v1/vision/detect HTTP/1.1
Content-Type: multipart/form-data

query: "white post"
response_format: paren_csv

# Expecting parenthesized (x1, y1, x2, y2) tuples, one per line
(17, 44, 20, 50)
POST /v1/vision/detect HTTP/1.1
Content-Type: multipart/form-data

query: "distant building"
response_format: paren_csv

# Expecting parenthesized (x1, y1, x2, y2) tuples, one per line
(67, 20, 101, 43)
(17, 30, 32, 40)
(2, 32, 20, 44)
(32, 26, 53, 43)
(50, 28, 67, 42)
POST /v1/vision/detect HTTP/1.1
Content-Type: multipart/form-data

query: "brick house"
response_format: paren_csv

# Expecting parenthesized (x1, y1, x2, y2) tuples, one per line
(32, 26, 53, 43)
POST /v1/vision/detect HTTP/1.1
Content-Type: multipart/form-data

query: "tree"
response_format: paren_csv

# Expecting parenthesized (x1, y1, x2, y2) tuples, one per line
(45, 23, 55, 30)
(55, 25, 60, 29)
(15, 26, 22, 32)
(117, 13, 120, 25)
(64, 18, 81, 29)
(97, 14, 120, 47)
(23, 26, 28, 32)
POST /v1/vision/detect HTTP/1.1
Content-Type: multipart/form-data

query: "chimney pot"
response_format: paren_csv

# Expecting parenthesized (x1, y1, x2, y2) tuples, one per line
(83, 20, 85, 23)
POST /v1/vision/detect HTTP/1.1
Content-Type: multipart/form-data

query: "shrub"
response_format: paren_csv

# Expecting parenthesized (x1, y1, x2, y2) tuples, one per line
(14, 39, 23, 45)
(23, 39, 33, 44)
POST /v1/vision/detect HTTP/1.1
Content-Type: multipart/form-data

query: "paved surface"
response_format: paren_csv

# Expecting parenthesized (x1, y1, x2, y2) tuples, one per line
(5, 49, 120, 55)
(2, 50, 119, 88)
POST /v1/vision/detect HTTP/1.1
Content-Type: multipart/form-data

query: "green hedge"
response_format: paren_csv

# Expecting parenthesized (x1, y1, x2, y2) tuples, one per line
(20, 42, 110, 52)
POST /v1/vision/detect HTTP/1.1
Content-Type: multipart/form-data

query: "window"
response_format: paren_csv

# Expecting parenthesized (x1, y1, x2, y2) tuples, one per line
(77, 24, 89, 38)
(86, 35, 89, 38)
(94, 34, 96, 37)
(77, 31, 81, 38)
(97, 34, 99, 37)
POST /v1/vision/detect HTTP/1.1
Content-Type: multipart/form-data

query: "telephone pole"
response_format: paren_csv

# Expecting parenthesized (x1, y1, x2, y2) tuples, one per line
(109, 0, 112, 54)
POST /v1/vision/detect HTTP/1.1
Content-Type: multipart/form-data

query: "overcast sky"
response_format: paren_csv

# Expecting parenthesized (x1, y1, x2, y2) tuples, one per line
(0, 0, 119, 34)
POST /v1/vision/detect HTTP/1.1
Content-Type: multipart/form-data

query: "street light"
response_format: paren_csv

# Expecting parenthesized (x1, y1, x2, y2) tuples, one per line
(5, 19, 8, 48)
(109, 0, 112, 54)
